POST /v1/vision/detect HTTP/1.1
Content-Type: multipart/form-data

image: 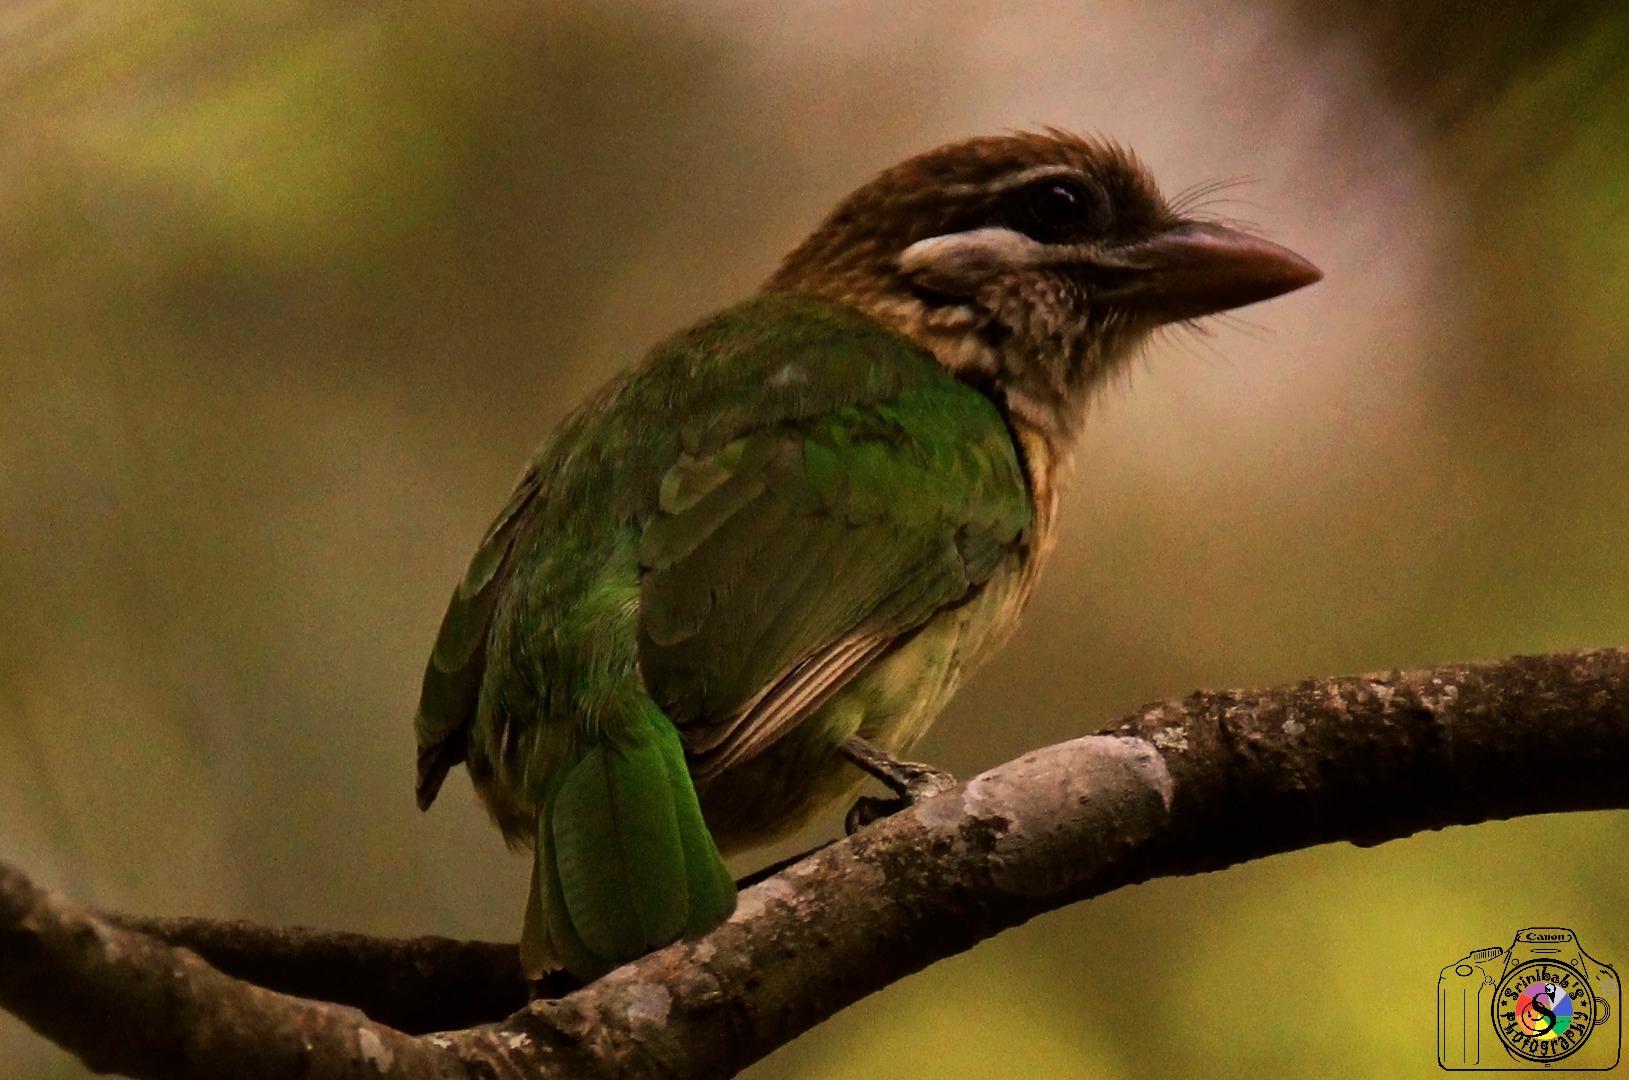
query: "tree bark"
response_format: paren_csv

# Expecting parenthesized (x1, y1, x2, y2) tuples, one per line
(3, 648, 1626, 1078)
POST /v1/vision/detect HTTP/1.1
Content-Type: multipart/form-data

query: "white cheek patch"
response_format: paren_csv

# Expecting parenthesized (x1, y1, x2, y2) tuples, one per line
(898, 227, 1042, 296)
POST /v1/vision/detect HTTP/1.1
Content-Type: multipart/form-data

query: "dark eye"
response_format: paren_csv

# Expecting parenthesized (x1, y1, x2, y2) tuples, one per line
(1006, 177, 1109, 244)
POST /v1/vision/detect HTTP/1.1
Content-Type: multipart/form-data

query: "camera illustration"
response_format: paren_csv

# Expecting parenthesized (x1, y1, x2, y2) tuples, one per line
(1439, 927, 1620, 1070)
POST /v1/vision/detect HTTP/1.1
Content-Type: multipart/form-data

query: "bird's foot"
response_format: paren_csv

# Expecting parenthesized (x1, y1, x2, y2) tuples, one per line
(839, 735, 957, 834)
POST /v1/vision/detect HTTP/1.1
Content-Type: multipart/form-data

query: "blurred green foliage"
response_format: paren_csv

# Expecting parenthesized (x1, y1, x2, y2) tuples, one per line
(2, 2, 1627, 1077)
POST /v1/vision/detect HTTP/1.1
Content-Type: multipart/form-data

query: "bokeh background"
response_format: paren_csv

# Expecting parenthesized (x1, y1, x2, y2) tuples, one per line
(4, 1, 1628, 1076)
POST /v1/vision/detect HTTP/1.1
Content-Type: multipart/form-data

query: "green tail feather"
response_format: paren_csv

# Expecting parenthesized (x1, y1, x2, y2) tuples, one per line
(522, 715, 736, 980)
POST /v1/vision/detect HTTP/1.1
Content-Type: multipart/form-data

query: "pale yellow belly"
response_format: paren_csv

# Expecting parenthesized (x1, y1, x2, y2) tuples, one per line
(695, 554, 1032, 855)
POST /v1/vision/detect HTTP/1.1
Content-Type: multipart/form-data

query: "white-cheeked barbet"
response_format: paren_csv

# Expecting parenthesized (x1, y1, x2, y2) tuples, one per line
(413, 130, 1320, 979)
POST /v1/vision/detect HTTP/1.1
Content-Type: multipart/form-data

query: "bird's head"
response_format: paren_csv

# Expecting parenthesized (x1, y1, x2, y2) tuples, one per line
(766, 130, 1320, 445)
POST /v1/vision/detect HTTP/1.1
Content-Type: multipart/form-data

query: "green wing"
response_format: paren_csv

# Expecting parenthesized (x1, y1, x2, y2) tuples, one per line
(413, 463, 544, 810)
(639, 377, 1032, 780)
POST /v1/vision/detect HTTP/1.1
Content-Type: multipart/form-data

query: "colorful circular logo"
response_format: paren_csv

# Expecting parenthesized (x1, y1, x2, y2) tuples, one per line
(1494, 959, 1596, 1063)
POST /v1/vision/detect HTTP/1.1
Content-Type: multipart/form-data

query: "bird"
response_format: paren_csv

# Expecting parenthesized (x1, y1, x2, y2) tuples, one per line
(413, 130, 1321, 981)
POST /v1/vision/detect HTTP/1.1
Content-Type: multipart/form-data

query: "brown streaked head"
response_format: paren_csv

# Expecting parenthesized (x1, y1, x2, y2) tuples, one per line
(766, 130, 1320, 445)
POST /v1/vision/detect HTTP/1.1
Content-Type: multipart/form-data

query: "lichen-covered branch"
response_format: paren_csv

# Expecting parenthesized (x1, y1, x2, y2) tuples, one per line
(4, 648, 1627, 1079)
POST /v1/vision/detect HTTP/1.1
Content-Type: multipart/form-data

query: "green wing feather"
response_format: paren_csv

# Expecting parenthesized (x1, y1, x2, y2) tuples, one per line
(414, 464, 544, 809)
(639, 364, 1032, 780)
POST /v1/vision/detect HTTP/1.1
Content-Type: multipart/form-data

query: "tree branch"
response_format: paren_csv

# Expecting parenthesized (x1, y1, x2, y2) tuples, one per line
(4, 648, 1627, 1078)
(101, 914, 540, 1034)
(0, 862, 444, 1078)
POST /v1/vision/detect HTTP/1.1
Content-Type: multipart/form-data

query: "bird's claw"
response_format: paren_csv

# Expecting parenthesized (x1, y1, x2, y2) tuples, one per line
(839, 736, 957, 834)
(844, 795, 900, 834)
(888, 759, 959, 802)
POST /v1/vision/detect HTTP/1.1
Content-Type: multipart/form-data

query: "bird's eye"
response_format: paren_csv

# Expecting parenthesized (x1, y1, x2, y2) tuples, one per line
(1006, 177, 1109, 244)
